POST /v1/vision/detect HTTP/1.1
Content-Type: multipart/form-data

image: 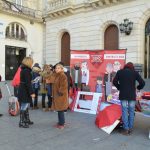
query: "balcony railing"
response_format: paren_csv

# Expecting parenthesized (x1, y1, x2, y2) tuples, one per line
(0, 0, 42, 18)
(47, 0, 73, 12)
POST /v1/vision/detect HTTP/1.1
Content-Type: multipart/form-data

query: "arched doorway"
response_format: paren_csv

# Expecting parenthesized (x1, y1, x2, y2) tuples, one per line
(5, 22, 27, 80)
(145, 19, 150, 78)
(61, 32, 70, 66)
(104, 24, 119, 50)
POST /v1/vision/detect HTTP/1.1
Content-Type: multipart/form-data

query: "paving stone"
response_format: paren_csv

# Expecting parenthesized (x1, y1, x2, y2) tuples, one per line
(0, 82, 149, 150)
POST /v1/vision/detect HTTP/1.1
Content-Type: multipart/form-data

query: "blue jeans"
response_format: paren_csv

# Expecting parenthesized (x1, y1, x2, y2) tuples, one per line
(20, 103, 29, 111)
(58, 111, 65, 125)
(121, 100, 136, 130)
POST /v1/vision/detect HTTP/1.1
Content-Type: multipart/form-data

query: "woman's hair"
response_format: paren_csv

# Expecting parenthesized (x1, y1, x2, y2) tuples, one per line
(55, 63, 64, 70)
(22, 57, 33, 68)
(124, 62, 135, 70)
(43, 64, 49, 70)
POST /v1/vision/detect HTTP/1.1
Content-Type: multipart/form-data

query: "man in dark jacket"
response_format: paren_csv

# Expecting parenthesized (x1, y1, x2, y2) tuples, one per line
(113, 62, 145, 135)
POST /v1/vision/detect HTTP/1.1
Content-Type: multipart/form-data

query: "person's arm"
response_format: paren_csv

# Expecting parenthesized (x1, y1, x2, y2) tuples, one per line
(136, 72, 145, 90)
(24, 70, 34, 95)
(112, 72, 120, 90)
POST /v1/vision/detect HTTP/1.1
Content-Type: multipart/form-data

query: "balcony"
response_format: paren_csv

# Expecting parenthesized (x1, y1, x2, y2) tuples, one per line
(45, 0, 131, 19)
(46, 0, 74, 18)
(86, 0, 134, 8)
(0, 0, 42, 21)
(47, 0, 73, 11)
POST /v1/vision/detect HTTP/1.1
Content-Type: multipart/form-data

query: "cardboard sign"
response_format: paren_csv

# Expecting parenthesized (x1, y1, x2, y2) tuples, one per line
(73, 91, 102, 114)
(70, 50, 126, 101)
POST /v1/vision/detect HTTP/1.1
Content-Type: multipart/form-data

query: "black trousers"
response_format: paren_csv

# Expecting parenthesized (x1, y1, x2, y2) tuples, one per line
(58, 111, 65, 125)
(42, 94, 52, 108)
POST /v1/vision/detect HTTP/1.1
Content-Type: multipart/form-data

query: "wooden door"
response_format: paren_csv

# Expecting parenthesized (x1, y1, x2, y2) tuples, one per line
(61, 32, 70, 66)
(104, 25, 119, 50)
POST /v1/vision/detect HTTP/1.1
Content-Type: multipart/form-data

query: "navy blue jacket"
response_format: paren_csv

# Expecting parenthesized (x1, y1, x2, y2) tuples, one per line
(32, 71, 40, 90)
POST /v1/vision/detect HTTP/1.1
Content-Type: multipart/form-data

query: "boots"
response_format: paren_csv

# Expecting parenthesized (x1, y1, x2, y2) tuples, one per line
(25, 109, 34, 125)
(19, 110, 29, 128)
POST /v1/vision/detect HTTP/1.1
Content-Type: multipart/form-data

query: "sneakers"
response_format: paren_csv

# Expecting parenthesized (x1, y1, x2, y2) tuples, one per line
(53, 124, 65, 130)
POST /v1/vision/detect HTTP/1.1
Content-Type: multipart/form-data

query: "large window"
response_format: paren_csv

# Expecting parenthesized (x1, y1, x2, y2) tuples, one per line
(5, 22, 27, 41)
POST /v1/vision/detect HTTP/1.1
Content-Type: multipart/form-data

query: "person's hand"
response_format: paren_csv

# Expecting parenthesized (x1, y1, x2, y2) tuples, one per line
(31, 94, 35, 98)
(58, 92, 63, 96)
(46, 79, 50, 84)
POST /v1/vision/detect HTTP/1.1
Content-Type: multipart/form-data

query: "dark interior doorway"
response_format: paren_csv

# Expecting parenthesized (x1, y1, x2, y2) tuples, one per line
(5, 45, 26, 80)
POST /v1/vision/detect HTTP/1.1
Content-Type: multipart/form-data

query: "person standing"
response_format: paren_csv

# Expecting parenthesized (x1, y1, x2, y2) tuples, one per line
(18, 57, 35, 128)
(40, 64, 52, 111)
(46, 63, 69, 129)
(31, 63, 41, 109)
(113, 62, 145, 135)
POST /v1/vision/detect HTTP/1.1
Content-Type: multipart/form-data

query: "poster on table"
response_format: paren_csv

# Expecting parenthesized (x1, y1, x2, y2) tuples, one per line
(70, 50, 126, 112)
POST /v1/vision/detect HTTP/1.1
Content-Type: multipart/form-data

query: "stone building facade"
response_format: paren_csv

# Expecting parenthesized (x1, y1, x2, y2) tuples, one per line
(44, 0, 150, 78)
(0, 0, 43, 80)
(1, 0, 150, 80)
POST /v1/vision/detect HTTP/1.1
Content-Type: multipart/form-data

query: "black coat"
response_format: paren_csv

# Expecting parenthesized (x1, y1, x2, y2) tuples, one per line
(113, 68, 145, 100)
(18, 65, 34, 103)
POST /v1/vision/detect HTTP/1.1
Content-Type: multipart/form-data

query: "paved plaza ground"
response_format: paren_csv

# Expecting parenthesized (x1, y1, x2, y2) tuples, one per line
(0, 82, 150, 150)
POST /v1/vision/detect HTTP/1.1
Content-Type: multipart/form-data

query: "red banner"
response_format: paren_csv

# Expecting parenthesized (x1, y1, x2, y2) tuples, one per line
(70, 50, 126, 100)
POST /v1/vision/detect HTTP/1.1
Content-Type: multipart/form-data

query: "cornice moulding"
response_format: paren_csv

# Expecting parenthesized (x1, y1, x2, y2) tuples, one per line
(45, 0, 135, 19)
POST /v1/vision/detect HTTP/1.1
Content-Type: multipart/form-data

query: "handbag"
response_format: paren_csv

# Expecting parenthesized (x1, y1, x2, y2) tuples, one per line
(0, 88, 2, 99)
